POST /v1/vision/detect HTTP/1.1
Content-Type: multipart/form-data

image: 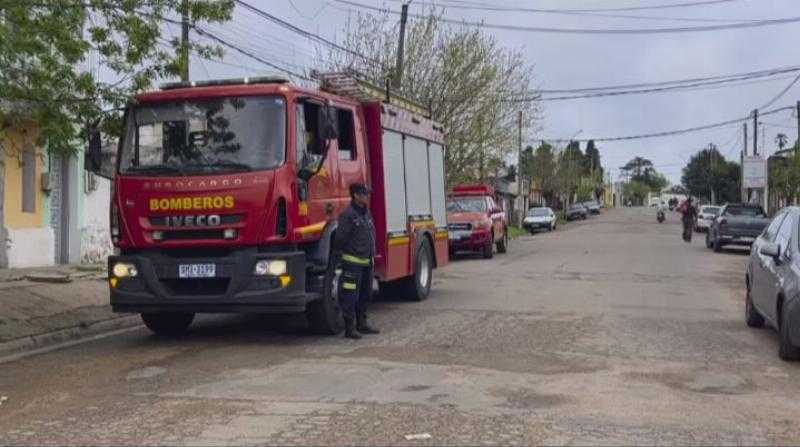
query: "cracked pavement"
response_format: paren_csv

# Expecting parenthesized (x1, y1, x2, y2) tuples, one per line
(1, 207, 799, 445)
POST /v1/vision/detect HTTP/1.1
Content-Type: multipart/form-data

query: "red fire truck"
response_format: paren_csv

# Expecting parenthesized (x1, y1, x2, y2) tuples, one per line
(87, 73, 449, 336)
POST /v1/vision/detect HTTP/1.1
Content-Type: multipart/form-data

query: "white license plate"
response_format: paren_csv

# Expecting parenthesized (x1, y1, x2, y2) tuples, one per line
(449, 230, 471, 240)
(178, 264, 216, 278)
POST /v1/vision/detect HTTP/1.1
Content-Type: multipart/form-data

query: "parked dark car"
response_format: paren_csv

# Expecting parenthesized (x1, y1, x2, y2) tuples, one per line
(566, 204, 588, 221)
(745, 206, 800, 360)
(582, 201, 601, 214)
(707, 203, 770, 252)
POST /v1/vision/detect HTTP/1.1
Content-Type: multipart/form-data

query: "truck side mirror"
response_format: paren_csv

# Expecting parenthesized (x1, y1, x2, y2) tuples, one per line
(297, 153, 323, 181)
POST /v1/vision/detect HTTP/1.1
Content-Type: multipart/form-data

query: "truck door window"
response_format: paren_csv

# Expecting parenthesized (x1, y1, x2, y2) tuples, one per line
(336, 108, 356, 161)
(301, 102, 323, 156)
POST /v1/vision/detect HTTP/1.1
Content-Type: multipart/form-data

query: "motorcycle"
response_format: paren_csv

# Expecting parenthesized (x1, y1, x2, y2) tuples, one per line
(657, 209, 665, 223)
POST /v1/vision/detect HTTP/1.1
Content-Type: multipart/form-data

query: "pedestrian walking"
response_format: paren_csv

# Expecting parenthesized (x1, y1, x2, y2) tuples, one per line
(677, 197, 697, 243)
(333, 183, 380, 339)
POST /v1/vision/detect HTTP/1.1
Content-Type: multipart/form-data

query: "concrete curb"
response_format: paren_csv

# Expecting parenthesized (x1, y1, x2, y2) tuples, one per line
(0, 314, 142, 362)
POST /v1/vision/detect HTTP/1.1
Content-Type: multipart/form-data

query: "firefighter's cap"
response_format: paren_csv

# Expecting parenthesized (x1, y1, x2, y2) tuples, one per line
(349, 183, 371, 196)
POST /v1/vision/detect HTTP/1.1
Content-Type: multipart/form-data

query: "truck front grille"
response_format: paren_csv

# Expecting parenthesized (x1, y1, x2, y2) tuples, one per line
(162, 230, 225, 241)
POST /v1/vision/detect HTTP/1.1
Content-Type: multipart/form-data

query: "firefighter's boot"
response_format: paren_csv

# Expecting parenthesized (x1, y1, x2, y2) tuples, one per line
(344, 317, 362, 340)
(357, 313, 380, 334)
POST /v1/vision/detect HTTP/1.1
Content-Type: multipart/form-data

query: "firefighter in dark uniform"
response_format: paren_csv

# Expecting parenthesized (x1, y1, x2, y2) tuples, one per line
(333, 183, 380, 339)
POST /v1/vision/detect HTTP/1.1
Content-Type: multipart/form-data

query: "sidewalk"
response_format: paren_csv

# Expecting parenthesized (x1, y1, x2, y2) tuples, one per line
(0, 264, 140, 359)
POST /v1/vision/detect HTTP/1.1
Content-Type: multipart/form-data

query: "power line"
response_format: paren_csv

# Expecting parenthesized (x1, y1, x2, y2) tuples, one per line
(389, 0, 751, 23)
(233, 0, 385, 68)
(334, 0, 800, 35)
(758, 73, 800, 110)
(537, 105, 794, 143)
(540, 70, 800, 101)
(192, 27, 312, 80)
(538, 64, 800, 94)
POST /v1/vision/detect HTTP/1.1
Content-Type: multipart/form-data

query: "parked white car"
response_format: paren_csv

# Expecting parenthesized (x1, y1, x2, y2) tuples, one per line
(523, 207, 557, 233)
(695, 205, 721, 232)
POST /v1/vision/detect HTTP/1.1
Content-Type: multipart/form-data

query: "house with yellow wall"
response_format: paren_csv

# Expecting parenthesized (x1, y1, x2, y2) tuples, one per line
(1, 120, 55, 268)
(1, 107, 113, 269)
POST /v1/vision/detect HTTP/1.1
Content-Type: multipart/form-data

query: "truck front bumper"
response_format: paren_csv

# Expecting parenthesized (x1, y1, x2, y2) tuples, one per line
(449, 229, 492, 252)
(109, 248, 314, 314)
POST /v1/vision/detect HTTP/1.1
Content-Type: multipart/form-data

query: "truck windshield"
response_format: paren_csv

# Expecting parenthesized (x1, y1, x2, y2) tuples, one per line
(447, 198, 486, 213)
(119, 96, 285, 176)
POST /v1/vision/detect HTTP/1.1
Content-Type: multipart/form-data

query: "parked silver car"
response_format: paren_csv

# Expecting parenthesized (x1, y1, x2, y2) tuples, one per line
(745, 206, 800, 360)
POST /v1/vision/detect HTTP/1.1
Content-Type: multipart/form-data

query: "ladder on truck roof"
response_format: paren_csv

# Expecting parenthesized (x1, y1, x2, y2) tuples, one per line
(313, 71, 444, 145)
(312, 71, 430, 117)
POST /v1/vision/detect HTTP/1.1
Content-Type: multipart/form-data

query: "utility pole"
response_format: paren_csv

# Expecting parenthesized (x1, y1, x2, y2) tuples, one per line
(742, 122, 748, 202)
(517, 110, 523, 226)
(180, 0, 190, 82)
(753, 109, 759, 156)
(796, 101, 800, 154)
(392, 2, 410, 90)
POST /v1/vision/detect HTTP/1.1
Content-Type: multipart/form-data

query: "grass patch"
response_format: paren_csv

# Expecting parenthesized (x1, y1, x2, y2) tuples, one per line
(508, 226, 528, 239)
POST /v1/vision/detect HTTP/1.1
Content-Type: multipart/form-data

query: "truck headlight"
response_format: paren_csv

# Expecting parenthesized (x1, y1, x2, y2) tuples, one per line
(112, 262, 138, 278)
(254, 259, 288, 276)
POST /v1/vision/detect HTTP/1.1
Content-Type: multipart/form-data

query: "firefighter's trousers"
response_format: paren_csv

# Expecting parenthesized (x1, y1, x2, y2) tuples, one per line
(338, 256, 373, 321)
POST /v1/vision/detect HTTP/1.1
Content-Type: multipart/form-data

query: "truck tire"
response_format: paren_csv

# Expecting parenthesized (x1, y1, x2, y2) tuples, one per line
(779, 301, 800, 361)
(745, 281, 764, 328)
(306, 260, 345, 335)
(482, 233, 494, 259)
(141, 312, 194, 337)
(496, 229, 508, 254)
(404, 239, 433, 301)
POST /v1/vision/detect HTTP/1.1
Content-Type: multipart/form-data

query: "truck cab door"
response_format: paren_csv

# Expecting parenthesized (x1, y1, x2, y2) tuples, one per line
(295, 101, 339, 224)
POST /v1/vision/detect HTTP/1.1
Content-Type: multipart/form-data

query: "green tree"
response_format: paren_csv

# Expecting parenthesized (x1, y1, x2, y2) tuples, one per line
(681, 146, 740, 203)
(0, 0, 234, 155)
(584, 140, 605, 199)
(558, 141, 585, 203)
(622, 181, 650, 206)
(530, 141, 558, 206)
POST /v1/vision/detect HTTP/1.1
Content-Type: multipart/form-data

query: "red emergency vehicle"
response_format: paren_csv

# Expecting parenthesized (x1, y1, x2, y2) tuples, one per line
(87, 73, 449, 336)
(446, 184, 508, 259)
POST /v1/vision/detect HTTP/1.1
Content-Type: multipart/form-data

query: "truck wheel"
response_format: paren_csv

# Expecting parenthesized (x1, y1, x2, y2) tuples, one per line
(306, 260, 345, 335)
(141, 312, 194, 337)
(404, 239, 433, 301)
(482, 233, 494, 259)
(779, 301, 800, 361)
(745, 281, 764, 328)
(496, 230, 508, 254)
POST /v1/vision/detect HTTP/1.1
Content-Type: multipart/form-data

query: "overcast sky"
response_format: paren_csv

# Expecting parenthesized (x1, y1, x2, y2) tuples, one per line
(175, 0, 800, 184)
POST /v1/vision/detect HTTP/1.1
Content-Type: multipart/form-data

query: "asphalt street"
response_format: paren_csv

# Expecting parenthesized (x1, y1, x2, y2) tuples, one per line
(2, 207, 799, 445)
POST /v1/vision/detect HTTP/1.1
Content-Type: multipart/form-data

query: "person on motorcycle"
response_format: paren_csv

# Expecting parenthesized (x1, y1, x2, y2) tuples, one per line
(657, 202, 667, 223)
(677, 197, 697, 242)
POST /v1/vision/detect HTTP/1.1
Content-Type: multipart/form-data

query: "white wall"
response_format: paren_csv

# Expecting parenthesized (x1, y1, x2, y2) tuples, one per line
(80, 174, 112, 264)
(6, 227, 55, 268)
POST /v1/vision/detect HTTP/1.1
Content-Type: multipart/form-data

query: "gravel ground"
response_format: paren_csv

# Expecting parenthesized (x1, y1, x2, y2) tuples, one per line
(1, 207, 799, 445)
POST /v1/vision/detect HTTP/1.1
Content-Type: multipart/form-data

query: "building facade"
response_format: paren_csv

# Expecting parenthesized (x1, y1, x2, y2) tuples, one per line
(1, 118, 112, 268)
